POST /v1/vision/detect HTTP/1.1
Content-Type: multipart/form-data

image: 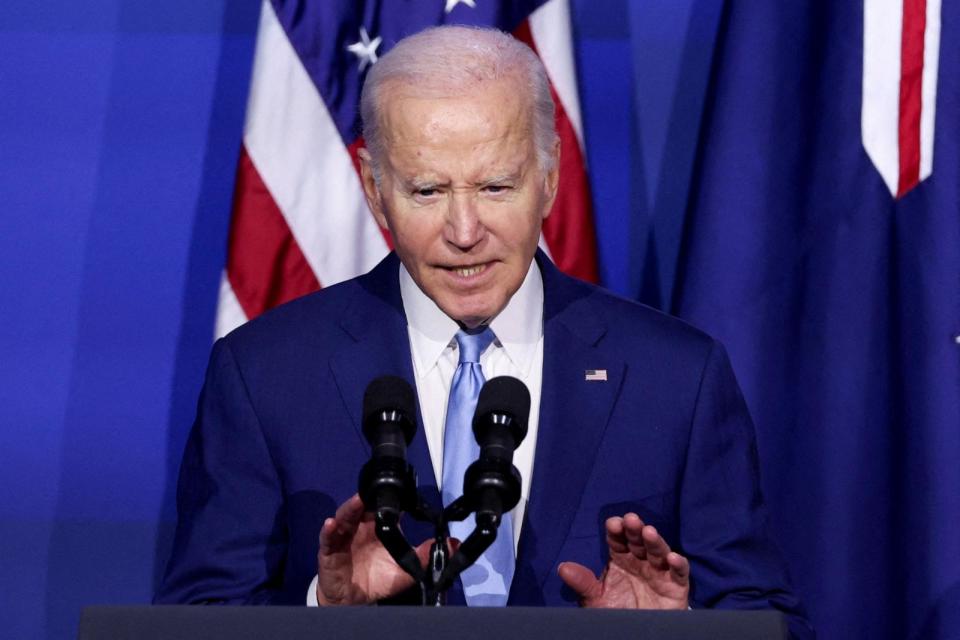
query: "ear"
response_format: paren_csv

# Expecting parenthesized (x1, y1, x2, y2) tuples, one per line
(358, 148, 389, 229)
(541, 138, 561, 220)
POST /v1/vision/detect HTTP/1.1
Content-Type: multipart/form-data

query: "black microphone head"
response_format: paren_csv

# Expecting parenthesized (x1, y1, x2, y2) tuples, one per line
(362, 375, 416, 445)
(473, 376, 530, 447)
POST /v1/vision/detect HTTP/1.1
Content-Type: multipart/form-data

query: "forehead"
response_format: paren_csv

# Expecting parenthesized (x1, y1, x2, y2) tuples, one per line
(379, 78, 535, 171)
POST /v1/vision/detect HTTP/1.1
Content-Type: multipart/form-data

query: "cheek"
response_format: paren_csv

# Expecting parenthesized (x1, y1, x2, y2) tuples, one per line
(389, 217, 440, 262)
(491, 204, 544, 249)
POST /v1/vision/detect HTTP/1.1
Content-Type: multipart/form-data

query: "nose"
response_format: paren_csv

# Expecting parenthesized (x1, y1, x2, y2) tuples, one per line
(444, 192, 485, 250)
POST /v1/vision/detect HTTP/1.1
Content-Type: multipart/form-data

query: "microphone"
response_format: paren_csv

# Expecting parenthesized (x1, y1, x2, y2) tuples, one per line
(358, 376, 418, 519)
(463, 376, 530, 522)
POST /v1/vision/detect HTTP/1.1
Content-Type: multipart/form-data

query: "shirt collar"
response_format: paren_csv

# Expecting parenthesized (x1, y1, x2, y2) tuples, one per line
(400, 259, 544, 379)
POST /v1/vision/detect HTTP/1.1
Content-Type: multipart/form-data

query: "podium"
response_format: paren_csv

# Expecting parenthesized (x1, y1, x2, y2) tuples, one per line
(78, 605, 788, 639)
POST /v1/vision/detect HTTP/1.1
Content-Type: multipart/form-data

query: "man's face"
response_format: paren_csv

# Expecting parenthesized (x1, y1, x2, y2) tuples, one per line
(359, 77, 559, 328)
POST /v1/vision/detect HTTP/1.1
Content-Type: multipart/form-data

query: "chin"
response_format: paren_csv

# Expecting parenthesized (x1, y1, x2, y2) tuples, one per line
(443, 301, 499, 328)
(445, 309, 487, 328)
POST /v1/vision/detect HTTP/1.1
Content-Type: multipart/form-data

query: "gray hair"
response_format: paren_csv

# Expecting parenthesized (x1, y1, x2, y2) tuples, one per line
(359, 25, 558, 180)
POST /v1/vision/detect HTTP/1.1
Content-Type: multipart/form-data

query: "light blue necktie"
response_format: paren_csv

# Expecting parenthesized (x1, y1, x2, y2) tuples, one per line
(441, 327, 515, 606)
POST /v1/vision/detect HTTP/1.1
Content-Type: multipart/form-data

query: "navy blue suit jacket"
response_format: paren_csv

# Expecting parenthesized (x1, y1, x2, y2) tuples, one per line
(157, 252, 812, 638)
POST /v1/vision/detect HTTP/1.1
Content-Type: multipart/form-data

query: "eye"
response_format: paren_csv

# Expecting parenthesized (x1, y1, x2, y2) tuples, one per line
(413, 187, 439, 199)
(483, 184, 510, 194)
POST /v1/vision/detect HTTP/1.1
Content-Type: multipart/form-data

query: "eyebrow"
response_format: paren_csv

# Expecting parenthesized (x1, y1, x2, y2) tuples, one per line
(479, 173, 519, 185)
(403, 169, 522, 191)
(405, 177, 446, 190)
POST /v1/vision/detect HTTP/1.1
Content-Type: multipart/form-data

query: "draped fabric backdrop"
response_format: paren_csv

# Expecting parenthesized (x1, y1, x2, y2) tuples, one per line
(674, 3, 960, 640)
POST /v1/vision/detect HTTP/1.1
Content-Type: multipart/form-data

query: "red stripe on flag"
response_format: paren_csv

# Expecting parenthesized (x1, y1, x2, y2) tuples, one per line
(346, 137, 394, 249)
(226, 146, 322, 319)
(543, 93, 599, 283)
(513, 20, 599, 283)
(897, 0, 926, 197)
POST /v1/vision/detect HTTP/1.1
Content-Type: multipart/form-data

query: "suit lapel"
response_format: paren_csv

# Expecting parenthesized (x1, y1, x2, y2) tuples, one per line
(327, 254, 440, 544)
(511, 255, 625, 602)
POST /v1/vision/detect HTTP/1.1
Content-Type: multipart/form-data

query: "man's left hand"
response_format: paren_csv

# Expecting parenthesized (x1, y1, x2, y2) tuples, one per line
(557, 512, 690, 609)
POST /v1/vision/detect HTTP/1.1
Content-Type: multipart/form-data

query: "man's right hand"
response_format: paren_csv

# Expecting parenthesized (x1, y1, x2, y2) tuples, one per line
(316, 493, 434, 605)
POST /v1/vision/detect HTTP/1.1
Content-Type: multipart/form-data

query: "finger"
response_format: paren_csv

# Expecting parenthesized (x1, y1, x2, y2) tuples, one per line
(319, 517, 346, 554)
(641, 525, 672, 570)
(317, 517, 354, 606)
(622, 513, 648, 559)
(557, 562, 603, 603)
(605, 517, 629, 554)
(667, 551, 690, 586)
(622, 512, 646, 530)
(320, 495, 365, 554)
(334, 493, 366, 527)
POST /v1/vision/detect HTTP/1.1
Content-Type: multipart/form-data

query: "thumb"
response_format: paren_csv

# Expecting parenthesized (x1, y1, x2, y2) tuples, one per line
(557, 562, 602, 602)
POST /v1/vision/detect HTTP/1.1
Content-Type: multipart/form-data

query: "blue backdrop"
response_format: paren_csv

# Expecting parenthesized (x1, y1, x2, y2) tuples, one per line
(0, 0, 737, 638)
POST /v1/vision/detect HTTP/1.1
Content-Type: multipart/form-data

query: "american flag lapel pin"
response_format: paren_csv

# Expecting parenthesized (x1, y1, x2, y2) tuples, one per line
(584, 369, 607, 382)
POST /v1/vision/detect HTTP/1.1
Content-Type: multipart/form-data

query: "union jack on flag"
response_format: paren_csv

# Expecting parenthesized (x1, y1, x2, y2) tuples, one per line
(215, 0, 598, 337)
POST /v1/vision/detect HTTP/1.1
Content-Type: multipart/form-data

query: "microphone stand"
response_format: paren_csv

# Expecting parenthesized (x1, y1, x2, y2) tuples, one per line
(432, 496, 500, 596)
(372, 492, 502, 606)
(370, 496, 437, 605)
(426, 521, 449, 606)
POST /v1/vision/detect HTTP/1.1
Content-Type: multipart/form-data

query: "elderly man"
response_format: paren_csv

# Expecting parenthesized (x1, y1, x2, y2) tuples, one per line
(157, 25, 811, 638)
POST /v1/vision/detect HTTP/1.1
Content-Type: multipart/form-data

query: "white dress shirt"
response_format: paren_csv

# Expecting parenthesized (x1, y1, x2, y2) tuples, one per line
(401, 260, 544, 552)
(308, 260, 544, 604)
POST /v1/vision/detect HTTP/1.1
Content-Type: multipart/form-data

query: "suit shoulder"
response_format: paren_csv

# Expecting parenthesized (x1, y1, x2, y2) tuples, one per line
(552, 276, 721, 374)
(566, 278, 716, 349)
(603, 289, 712, 346)
(220, 277, 364, 359)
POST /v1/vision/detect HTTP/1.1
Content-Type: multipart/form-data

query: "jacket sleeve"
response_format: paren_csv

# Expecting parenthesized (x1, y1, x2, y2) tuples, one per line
(679, 340, 815, 640)
(154, 338, 288, 604)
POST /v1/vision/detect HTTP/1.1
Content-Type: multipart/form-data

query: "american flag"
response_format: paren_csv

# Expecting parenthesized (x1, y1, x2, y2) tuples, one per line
(215, 0, 598, 337)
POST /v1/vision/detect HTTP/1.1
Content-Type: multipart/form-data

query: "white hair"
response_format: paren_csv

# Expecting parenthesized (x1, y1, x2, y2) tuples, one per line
(359, 25, 558, 179)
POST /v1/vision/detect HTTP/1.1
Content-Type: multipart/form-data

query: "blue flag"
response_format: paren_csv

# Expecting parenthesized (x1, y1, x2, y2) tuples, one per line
(674, 3, 960, 639)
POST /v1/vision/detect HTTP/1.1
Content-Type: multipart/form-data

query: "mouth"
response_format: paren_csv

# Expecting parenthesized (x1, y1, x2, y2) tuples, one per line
(448, 263, 488, 277)
(443, 262, 492, 278)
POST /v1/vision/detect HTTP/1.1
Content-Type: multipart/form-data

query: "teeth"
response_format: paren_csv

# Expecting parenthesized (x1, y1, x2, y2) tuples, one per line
(454, 265, 486, 277)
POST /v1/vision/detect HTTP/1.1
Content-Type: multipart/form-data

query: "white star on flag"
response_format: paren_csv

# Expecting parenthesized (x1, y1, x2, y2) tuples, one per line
(346, 26, 381, 71)
(445, 0, 476, 14)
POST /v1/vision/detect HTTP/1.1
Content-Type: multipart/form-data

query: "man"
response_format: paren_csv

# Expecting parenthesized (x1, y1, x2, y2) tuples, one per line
(158, 25, 812, 638)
